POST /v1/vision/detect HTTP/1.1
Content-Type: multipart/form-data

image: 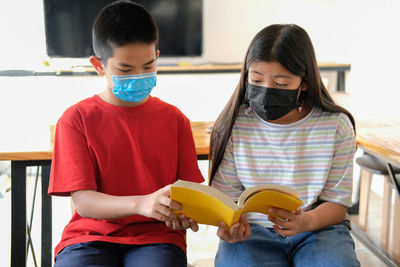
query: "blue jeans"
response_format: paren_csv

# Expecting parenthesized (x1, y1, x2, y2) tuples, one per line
(215, 221, 360, 267)
(54, 241, 187, 267)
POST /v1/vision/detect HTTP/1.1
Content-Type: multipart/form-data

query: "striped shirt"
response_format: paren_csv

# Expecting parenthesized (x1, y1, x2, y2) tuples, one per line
(211, 105, 356, 226)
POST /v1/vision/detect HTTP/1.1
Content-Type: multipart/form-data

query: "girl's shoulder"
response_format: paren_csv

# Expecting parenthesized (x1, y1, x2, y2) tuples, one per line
(311, 108, 354, 136)
(311, 108, 351, 123)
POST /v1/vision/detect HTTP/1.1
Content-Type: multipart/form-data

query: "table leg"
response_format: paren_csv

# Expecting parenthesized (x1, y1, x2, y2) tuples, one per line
(11, 161, 27, 267)
(197, 155, 208, 160)
(393, 195, 400, 260)
(386, 163, 400, 198)
(358, 169, 372, 231)
(10, 160, 52, 267)
(337, 70, 345, 91)
(381, 178, 392, 250)
(351, 222, 400, 266)
(41, 164, 52, 267)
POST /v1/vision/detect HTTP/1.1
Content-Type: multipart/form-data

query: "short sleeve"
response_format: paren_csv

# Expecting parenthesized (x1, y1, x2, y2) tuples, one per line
(176, 116, 204, 183)
(319, 113, 356, 207)
(211, 136, 244, 201)
(48, 107, 98, 196)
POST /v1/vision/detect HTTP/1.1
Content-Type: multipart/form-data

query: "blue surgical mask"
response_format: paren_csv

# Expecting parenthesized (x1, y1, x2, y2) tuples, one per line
(111, 72, 157, 102)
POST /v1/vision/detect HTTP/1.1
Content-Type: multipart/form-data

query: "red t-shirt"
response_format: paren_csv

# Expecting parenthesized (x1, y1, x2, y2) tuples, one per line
(48, 95, 204, 257)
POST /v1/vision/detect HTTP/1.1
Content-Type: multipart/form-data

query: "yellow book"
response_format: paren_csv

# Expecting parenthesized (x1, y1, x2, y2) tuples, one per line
(171, 180, 304, 228)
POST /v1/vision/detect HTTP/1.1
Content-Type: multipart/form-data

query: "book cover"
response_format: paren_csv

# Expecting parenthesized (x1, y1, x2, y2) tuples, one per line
(170, 180, 303, 227)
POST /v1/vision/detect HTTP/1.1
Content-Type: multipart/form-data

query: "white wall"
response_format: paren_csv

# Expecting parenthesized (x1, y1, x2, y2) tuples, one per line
(202, 0, 342, 64)
(1, 0, 399, 114)
(2, 0, 400, 100)
(0, 0, 356, 67)
(0, 73, 239, 152)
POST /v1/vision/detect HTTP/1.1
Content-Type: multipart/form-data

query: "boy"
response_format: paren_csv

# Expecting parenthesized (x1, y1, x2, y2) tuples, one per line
(48, 1, 204, 266)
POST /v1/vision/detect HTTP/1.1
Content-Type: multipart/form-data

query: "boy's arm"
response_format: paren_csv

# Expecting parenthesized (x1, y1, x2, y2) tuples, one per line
(71, 185, 182, 222)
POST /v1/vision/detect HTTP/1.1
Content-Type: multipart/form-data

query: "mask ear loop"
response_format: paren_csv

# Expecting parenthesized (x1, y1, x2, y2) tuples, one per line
(244, 80, 253, 112)
(99, 59, 115, 92)
(100, 59, 110, 76)
(297, 82, 304, 112)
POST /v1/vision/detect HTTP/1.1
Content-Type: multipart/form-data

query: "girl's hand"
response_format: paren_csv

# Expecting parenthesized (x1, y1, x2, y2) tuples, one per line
(217, 214, 251, 243)
(165, 211, 199, 232)
(267, 207, 310, 236)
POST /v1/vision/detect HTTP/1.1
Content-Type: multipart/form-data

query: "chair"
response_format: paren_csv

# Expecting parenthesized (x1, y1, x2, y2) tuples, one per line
(0, 161, 11, 196)
(356, 152, 400, 259)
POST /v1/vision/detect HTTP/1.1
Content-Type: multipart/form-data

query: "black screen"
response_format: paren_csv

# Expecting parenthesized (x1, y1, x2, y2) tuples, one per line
(43, 0, 202, 58)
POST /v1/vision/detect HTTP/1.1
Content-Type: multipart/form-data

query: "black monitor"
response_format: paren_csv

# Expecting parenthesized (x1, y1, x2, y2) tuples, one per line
(43, 0, 203, 58)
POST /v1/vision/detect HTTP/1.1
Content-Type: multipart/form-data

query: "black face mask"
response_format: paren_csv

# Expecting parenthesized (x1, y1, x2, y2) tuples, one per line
(245, 83, 302, 121)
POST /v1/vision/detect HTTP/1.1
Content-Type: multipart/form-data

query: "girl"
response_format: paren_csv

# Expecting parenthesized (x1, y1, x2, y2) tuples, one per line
(209, 24, 360, 266)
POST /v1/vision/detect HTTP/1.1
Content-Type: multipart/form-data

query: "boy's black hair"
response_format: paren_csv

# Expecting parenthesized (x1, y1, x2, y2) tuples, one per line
(92, 0, 159, 64)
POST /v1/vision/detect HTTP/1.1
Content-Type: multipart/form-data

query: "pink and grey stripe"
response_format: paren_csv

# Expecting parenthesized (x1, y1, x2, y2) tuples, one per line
(211, 105, 356, 226)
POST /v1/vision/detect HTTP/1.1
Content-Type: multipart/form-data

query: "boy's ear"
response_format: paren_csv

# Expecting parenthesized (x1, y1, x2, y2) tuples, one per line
(89, 56, 104, 75)
(156, 49, 160, 57)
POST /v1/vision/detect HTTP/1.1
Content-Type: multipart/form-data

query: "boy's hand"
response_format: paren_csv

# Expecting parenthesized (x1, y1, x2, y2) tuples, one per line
(217, 214, 251, 243)
(138, 185, 181, 222)
(267, 207, 309, 236)
(165, 211, 199, 232)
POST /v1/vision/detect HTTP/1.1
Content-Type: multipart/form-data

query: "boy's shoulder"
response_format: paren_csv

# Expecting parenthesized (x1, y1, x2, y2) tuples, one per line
(60, 95, 188, 123)
(71, 95, 98, 109)
(60, 95, 98, 118)
(150, 97, 191, 127)
(149, 96, 184, 115)
(64, 95, 180, 111)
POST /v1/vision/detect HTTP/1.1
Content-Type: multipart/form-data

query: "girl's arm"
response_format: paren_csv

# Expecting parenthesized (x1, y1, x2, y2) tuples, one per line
(267, 114, 356, 236)
(303, 201, 347, 230)
(70, 185, 181, 222)
(211, 136, 251, 242)
(267, 201, 347, 236)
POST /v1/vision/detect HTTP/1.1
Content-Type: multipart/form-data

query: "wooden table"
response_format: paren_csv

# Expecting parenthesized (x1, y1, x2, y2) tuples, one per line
(191, 121, 213, 159)
(0, 156, 52, 267)
(331, 92, 400, 196)
(332, 92, 400, 265)
(0, 121, 213, 267)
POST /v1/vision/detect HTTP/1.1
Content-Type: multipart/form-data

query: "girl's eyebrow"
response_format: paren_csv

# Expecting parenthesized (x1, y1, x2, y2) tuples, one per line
(249, 69, 263, 75)
(272, 74, 293, 79)
(249, 70, 293, 79)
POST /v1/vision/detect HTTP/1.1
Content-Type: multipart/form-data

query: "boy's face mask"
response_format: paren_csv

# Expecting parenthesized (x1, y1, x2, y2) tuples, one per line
(111, 72, 157, 103)
(245, 82, 302, 121)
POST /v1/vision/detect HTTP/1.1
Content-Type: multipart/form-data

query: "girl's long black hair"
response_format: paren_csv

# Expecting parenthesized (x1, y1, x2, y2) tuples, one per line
(209, 24, 355, 184)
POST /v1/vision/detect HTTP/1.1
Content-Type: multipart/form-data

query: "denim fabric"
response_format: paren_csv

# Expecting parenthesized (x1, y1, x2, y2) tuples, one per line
(215, 221, 360, 267)
(54, 241, 187, 267)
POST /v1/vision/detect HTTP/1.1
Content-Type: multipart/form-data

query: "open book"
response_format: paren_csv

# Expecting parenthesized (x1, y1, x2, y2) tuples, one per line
(171, 180, 303, 227)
